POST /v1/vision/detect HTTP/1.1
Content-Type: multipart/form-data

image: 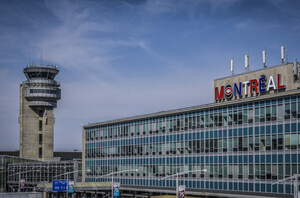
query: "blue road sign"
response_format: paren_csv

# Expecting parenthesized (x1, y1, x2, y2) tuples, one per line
(68, 181, 74, 193)
(52, 180, 67, 192)
(113, 182, 120, 197)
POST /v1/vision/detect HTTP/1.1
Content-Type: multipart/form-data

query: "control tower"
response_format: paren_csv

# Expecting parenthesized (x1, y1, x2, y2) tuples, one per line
(19, 64, 61, 161)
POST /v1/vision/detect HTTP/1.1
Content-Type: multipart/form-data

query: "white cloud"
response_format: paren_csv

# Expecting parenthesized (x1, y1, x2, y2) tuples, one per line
(235, 18, 281, 30)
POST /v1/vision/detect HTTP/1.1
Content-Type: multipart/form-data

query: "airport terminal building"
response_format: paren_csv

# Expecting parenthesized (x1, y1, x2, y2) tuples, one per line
(83, 61, 300, 197)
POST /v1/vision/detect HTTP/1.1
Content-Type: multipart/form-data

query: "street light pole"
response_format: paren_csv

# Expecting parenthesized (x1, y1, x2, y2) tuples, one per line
(176, 173, 178, 198)
(111, 173, 114, 198)
(294, 177, 298, 198)
(66, 172, 69, 198)
(18, 173, 20, 192)
(0, 170, 7, 193)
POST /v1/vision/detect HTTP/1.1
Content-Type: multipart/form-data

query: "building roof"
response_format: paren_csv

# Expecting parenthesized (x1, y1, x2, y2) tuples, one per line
(0, 151, 19, 156)
(53, 151, 81, 158)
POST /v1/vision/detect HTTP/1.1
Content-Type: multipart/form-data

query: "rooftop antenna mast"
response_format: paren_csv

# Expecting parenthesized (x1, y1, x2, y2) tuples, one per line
(294, 58, 298, 81)
(245, 53, 249, 72)
(263, 50, 267, 68)
(230, 58, 234, 75)
(281, 45, 285, 63)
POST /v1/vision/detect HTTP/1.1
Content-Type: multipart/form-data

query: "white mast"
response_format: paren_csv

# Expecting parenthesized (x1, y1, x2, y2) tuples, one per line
(263, 50, 266, 68)
(281, 45, 285, 63)
(245, 54, 249, 72)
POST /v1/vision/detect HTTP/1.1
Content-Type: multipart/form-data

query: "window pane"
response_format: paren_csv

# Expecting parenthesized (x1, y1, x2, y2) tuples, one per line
(285, 164, 291, 177)
(229, 138, 233, 152)
(249, 164, 253, 175)
(249, 137, 253, 151)
(243, 109, 248, 123)
(249, 108, 253, 123)
(223, 112, 228, 127)
(278, 105, 283, 121)
(298, 101, 300, 117)
(255, 136, 260, 151)
(285, 134, 291, 149)
(278, 135, 283, 150)
(255, 108, 259, 123)
(272, 164, 277, 178)
(272, 105, 277, 120)
(266, 135, 271, 150)
(228, 111, 233, 125)
(260, 107, 265, 122)
(272, 135, 277, 150)
(291, 134, 297, 148)
(285, 103, 290, 120)
(291, 102, 296, 118)
(266, 106, 271, 121)
(278, 165, 283, 179)
(260, 136, 265, 151)
(233, 111, 238, 125)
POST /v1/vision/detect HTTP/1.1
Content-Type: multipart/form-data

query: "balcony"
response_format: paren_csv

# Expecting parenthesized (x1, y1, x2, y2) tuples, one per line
(23, 79, 60, 86)
(28, 101, 57, 108)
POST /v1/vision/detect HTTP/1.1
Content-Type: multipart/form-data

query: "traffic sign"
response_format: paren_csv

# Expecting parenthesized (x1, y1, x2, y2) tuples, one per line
(178, 185, 185, 198)
(113, 182, 120, 197)
(68, 181, 74, 193)
(52, 180, 67, 192)
(20, 179, 25, 190)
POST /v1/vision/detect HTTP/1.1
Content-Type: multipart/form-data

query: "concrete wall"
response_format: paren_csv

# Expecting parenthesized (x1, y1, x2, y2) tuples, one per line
(19, 84, 54, 161)
(0, 192, 43, 198)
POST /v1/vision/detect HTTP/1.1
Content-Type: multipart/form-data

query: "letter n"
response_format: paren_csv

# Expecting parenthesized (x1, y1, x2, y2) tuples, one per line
(234, 82, 242, 96)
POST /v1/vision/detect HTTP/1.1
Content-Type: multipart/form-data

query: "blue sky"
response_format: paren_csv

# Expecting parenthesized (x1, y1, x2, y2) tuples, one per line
(0, 0, 300, 151)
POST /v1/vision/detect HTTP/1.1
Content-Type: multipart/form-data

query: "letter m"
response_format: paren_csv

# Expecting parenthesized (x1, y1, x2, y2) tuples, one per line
(215, 86, 224, 101)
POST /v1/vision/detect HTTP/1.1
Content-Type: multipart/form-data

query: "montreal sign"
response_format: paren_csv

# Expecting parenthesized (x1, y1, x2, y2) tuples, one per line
(215, 74, 286, 102)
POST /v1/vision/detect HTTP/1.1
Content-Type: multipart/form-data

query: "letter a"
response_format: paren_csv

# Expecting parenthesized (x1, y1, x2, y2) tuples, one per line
(267, 76, 277, 91)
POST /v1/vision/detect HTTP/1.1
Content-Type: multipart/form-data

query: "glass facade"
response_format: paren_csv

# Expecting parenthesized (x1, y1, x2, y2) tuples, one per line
(0, 156, 36, 192)
(85, 95, 300, 196)
(6, 160, 81, 192)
